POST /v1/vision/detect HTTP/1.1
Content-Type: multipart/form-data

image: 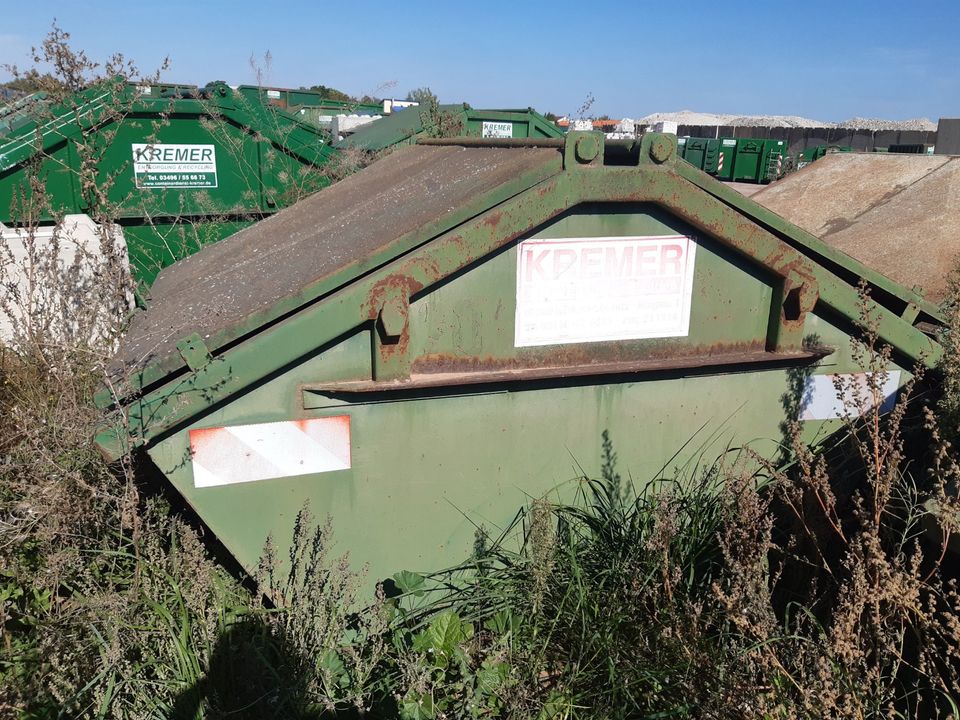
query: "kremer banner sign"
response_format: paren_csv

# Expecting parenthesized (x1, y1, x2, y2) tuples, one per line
(514, 235, 697, 347)
(132, 143, 218, 188)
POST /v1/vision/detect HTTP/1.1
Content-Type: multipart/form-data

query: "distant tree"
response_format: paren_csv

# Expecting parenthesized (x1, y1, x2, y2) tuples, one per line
(2, 21, 160, 96)
(304, 84, 352, 102)
(405, 86, 437, 105)
(544, 111, 559, 122)
(0, 70, 62, 94)
(357, 94, 382, 105)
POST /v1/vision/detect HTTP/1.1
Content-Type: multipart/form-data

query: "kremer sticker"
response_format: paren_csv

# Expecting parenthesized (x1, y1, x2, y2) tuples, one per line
(482, 121, 513, 138)
(132, 143, 218, 188)
(514, 235, 697, 347)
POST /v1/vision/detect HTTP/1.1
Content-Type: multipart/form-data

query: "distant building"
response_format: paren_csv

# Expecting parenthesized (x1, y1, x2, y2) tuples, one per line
(0, 87, 24, 103)
(555, 116, 639, 139)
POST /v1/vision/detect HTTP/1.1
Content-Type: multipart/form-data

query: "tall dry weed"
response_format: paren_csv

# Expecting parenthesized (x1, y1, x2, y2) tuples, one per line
(0, 26, 249, 718)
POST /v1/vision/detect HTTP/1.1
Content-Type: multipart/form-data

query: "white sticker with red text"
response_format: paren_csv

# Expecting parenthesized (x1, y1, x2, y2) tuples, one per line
(189, 416, 351, 488)
(514, 235, 697, 347)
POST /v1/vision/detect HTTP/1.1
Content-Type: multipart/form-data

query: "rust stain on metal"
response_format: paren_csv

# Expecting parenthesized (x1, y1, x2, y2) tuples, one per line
(410, 339, 776, 375)
(445, 234, 467, 252)
(536, 181, 558, 198)
(405, 256, 444, 285)
(363, 274, 422, 321)
(313, 345, 829, 394)
(482, 211, 503, 229)
(379, 328, 410, 361)
(437, 233, 477, 265)
(596, 180, 813, 283)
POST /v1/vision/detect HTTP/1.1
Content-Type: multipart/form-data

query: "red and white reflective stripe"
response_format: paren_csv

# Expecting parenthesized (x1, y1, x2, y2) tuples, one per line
(717, 151, 724, 173)
(189, 416, 351, 488)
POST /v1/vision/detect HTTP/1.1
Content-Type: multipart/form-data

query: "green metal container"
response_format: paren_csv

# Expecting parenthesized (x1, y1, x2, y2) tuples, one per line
(236, 85, 383, 118)
(799, 144, 828, 165)
(797, 144, 853, 168)
(0, 91, 48, 137)
(0, 81, 337, 286)
(335, 103, 563, 151)
(96, 132, 944, 587)
(731, 138, 764, 181)
(887, 143, 930, 154)
(712, 138, 737, 180)
(680, 137, 709, 170)
(680, 136, 781, 183)
(703, 138, 720, 175)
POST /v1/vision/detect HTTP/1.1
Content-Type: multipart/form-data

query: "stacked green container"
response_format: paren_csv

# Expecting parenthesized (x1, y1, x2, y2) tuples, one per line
(237, 85, 383, 119)
(713, 138, 737, 180)
(0, 80, 337, 286)
(679, 137, 709, 170)
(335, 103, 563, 151)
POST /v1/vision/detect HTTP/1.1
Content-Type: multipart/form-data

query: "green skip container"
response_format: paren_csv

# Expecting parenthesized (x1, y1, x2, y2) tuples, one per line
(96, 132, 944, 586)
(0, 80, 337, 286)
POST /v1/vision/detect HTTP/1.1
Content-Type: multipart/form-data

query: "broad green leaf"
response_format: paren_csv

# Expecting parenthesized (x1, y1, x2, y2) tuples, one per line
(484, 609, 517, 636)
(393, 570, 426, 596)
(476, 662, 509, 694)
(317, 649, 349, 687)
(400, 693, 435, 720)
(427, 611, 472, 655)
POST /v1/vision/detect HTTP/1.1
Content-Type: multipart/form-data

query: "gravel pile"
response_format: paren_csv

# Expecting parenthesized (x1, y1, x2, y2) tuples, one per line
(840, 117, 936, 131)
(726, 114, 830, 128)
(639, 110, 937, 131)
(639, 110, 830, 128)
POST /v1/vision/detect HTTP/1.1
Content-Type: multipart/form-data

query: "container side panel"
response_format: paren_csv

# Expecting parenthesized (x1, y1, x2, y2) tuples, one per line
(150, 370, 794, 587)
(406, 204, 774, 366)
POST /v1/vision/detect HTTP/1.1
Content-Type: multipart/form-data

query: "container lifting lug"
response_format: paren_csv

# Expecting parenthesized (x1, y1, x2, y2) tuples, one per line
(176, 333, 212, 372)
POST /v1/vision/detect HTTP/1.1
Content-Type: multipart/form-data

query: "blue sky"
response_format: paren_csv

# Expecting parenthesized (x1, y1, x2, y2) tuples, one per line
(1, 0, 957, 122)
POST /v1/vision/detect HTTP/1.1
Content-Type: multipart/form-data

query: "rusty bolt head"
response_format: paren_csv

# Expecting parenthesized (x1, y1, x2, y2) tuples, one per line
(575, 134, 600, 163)
(378, 297, 407, 339)
(649, 135, 674, 163)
